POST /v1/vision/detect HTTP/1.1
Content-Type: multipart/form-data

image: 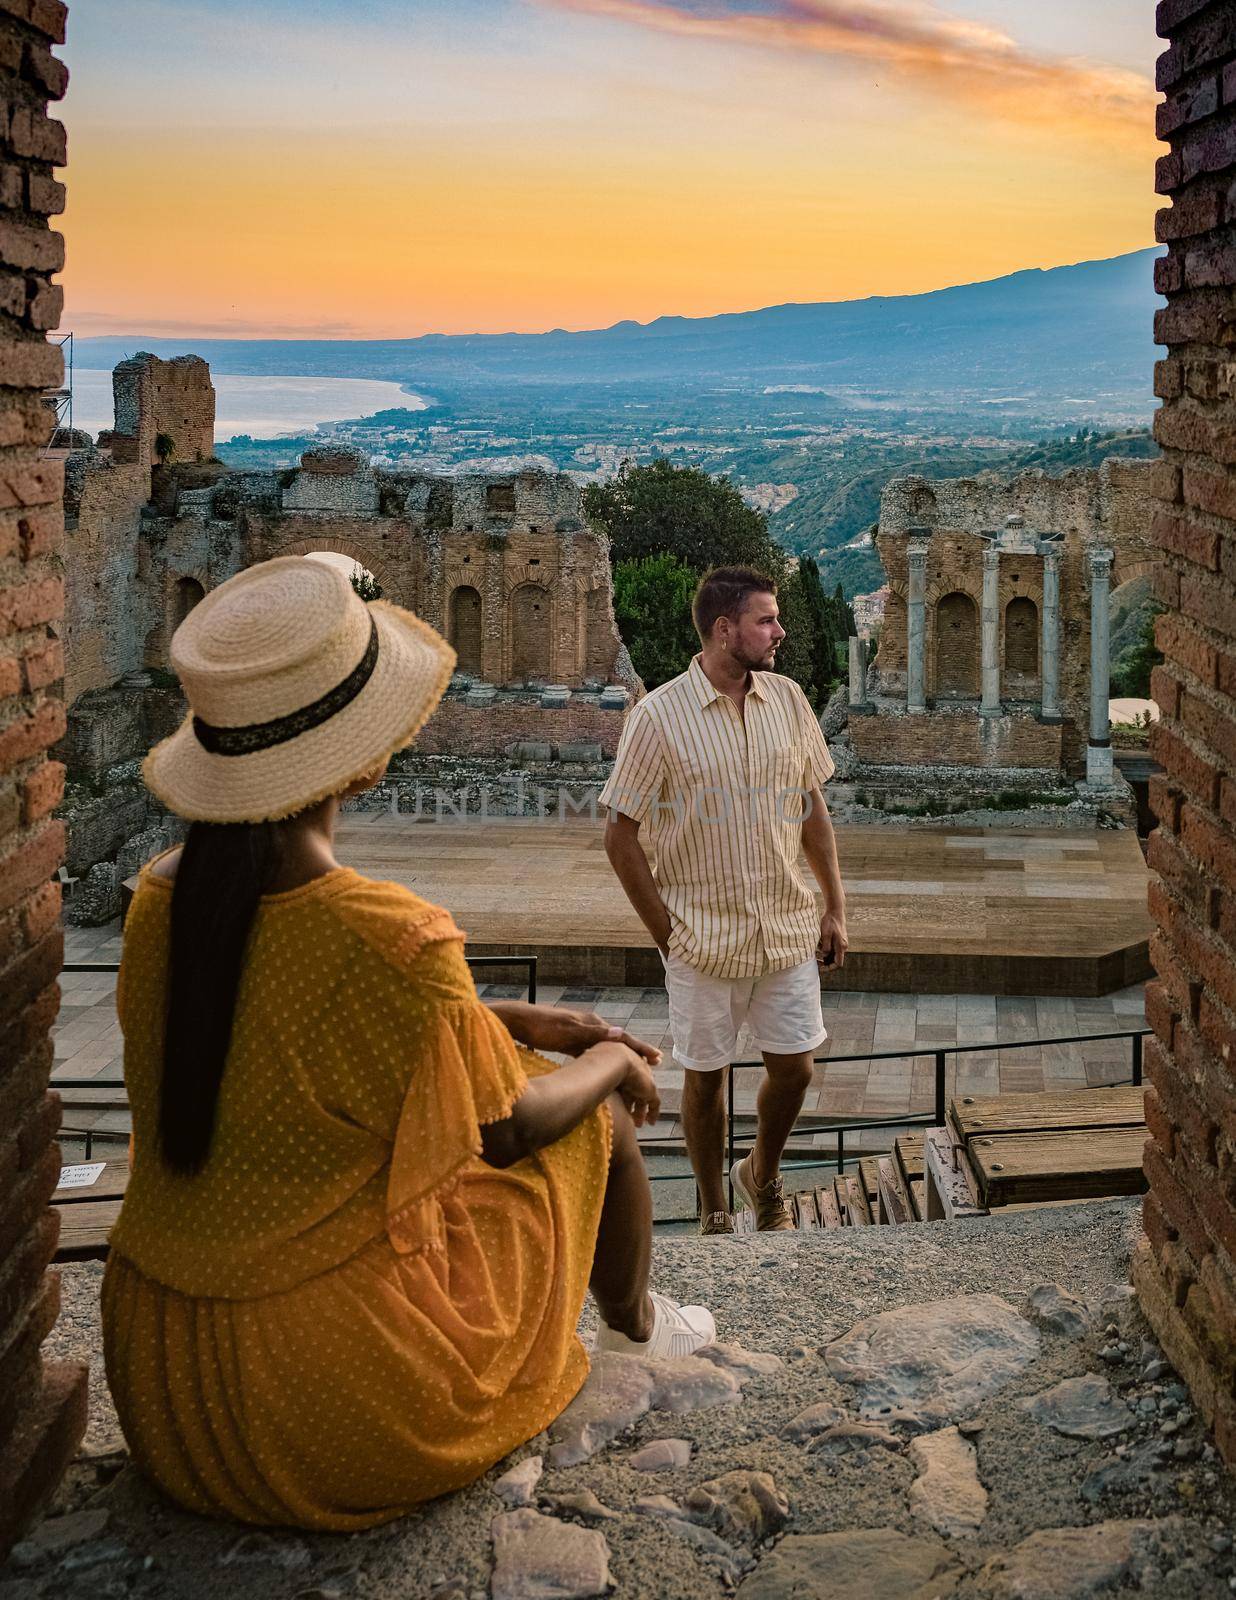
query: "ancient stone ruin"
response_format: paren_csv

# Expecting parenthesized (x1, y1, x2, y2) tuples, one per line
(57, 353, 639, 916)
(828, 460, 1156, 826)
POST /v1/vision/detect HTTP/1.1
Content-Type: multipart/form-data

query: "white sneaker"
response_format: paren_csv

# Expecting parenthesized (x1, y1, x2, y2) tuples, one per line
(594, 1291, 716, 1360)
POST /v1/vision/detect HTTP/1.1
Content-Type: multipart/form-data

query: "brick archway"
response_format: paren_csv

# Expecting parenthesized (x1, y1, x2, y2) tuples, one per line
(272, 537, 403, 605)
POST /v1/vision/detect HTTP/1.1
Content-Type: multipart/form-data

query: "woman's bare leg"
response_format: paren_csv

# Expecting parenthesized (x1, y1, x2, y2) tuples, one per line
(590, 1092, 654, 1341)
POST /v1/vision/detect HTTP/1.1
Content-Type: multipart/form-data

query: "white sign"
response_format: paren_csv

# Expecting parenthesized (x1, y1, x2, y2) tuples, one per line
(57, 1162, 106, 1190)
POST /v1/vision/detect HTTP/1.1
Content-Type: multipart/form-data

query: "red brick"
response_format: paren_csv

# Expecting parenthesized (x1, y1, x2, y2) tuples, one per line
(1145, 1137, 1213, 1266)
(1151, 929, 1203, 1022)
(1181, 569, 1236, 638)
(1157, 153, 1184, 198)
(1149, 458, 1184, 504)
(1156, 186, 1224, 241)
(18, 877, 57, 946)
(14, 1088, 59, 1170)
(1144, 1189, 1177, 1255)
(1222, 774, 1236, 829)
(1154, 506, 1221, 570)
(1158, 73, 1220, 137)
(25, 170, 64, 217)
(20, 638, 60, 693)
(1153, 720, 1222, 806)
(1200, 992, 1236, 1073)
(25, 280, 60, 332)
(0, 926, 61, 1024)
(1154, 563, 1182, 609)
(0, 654, 20, 699)
(1150, 772, 1184, 831)
(27, 0, 67, 44)
(21, 40, 66, 100)
(1185, 238, 1236, 289)
(1149, 824, 1211, 917)
(0, 217, 62, 276)
(1157, 612, 1219, 684)
(1182, 800, 1236, 880)
(1180, 688, 1236, 767)
(0, 340, 62, 392)
(1148, 1035, 1220, 1160)
(0, 698, 63, 768)
(0, 575, 61, 631)
(1219, 641, 1236, 698)
(16, 506, 60, 561)
(1157, 0, 1215, 36)
(1145, 1084, 1177, 1158)
(1183, 120, 1236, 183)
(0, 1212, 57, 1356)
(0, 461, 61, 513)
(5, 105, 65, 165)
(1183, 462, 1236, 524)
(19, 758, 59, 825)
(1156, 404, 1215, 454)
(1155, 358, 1184, 399)
(1150, 664, 1183, 718)
(0, 819, 63, 918)
(0, 985, 59, 1085)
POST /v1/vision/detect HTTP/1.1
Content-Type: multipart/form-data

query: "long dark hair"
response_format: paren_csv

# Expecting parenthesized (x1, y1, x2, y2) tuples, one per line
(160, 821, 283, 1173)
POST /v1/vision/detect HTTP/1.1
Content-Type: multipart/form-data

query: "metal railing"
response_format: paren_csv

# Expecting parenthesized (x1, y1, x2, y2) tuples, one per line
(56, 959, 1147, 1224)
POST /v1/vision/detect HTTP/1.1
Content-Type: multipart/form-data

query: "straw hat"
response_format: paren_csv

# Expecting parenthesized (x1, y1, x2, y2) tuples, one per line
(144, 557, 456, 823)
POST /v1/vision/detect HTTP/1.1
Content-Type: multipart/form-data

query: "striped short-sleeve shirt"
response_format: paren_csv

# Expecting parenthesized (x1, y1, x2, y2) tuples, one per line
(599, 655, 835, 979)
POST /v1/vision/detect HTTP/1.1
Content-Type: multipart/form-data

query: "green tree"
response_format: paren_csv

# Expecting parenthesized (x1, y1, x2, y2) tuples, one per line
(1111, 607, 1164, 698)
(350, 564, 383, 602)
(584, 458, 777, 572)
(612, 554, 699, 688)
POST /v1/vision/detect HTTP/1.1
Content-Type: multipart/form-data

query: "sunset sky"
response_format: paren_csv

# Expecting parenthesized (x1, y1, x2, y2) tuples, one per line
(60, 0, 1160, 340)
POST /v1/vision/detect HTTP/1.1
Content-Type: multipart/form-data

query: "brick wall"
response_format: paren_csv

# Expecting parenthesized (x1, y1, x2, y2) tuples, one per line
(850, 708, 1065, 771)
(417, 695, 628, 758)
(0, 0, 86, 1554)
(1132, 0, 1236, 1469)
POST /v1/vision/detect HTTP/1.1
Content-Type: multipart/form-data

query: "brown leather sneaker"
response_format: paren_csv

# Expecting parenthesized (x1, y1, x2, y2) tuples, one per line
(699, 1210, 736, 1236)
(730, 1154, 794, 1231)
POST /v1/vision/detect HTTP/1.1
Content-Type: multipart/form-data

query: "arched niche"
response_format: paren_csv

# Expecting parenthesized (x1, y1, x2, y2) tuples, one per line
(1004, 595, 1040, 695)
(934, 591, 978, 697)
(448, 585, 483, 676)
(510, 582, 551, 683)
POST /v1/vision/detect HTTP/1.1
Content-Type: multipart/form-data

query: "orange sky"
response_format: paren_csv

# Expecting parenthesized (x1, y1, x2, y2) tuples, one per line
(60, 0, 1160, 339)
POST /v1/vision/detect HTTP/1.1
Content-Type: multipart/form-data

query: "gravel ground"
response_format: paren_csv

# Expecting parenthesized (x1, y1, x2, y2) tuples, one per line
(10, 1199, 1236, 1600)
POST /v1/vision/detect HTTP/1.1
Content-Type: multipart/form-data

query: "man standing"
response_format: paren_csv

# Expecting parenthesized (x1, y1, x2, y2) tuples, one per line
(600, 566, 848, 1234)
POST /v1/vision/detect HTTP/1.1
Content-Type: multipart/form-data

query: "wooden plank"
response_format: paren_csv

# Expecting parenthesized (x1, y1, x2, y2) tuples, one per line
(794, 1190, 820, 1230)
(858, 1156, 882, 1217)
(735, 1203, 757, 1235)
(832, 1176, 851, 1225)
(968, 1127, 1149, 1207)
(842, 1175, 871, 1227)
(53, 1199, 121, 1262)
(56, 1084, 128, 1110)
(950, 1086, 1144, 1146)
(923, 1127, 987, 1222)
(895, 1132, 925, 1186)
(909, 1179, 927, 1221)
(877, 1156, 911, 1226)
(815, 1187, 842, 1229)
(53, 1160, 127, 1206)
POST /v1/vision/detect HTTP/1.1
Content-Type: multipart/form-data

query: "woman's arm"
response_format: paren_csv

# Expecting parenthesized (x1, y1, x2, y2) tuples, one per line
(487, 999, 660, 1062)
(480, 1041, 658, 1169)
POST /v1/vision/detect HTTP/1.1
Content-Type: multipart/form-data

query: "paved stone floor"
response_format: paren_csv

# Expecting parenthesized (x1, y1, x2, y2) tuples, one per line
(59, 917, 1146, 1156)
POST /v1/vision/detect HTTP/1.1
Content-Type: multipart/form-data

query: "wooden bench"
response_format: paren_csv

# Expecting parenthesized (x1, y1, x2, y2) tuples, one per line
(925, 1086, 1147, 1219)
(52, 1158, 128, 1262)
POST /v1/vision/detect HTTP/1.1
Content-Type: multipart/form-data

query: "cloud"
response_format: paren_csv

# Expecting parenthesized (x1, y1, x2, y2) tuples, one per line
(536, 0, 1155, 143)
(65, 310, 366, 339)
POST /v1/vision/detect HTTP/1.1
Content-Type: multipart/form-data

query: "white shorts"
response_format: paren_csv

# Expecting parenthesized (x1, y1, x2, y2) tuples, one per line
(661, 952, 827, 1072)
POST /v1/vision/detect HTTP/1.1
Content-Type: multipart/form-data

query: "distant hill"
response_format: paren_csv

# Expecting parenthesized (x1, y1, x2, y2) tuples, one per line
(78, 248, 1160, 407)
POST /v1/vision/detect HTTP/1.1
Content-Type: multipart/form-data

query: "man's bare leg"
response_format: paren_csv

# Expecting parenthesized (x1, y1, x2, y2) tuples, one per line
(750, 1050, 814, 1188)
(681, 1067, 728, 1217)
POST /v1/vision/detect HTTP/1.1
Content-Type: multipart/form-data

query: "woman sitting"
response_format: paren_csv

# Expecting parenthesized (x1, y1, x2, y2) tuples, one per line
(102, 556, 714, 1531)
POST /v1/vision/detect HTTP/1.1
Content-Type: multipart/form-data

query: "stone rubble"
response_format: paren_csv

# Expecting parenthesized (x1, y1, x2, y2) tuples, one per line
(1024, 1283, 1095, 1341)
(807, 1421, 903, 1458)
(734, 1527, 960, 1600)
(1020, 1373, 1134, 1440)
(779, 1400, 847, 1441)
(493, 1456, 544, 1509)
(489, 1509, 611, 1600)
(683, 1471, 789, 1546)
(539, 1492, 620, 1525)
(547, 1352, 742, 1468)
(625, 1439, 692, 1472)
(977, 1517, 1192, 1600)
(907, 1427, 988, 1537)
(824, 1294, 1041, 1430)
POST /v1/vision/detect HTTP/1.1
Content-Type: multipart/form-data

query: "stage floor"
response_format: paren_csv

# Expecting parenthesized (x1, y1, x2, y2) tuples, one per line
(335, 818, 1152, 997)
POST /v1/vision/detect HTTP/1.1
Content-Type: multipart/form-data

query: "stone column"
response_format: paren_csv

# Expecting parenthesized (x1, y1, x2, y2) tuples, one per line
(1039, 545, 1062, 722)
(1086, 546, 1115, 786)
(906, 536, 929, 714)
(980, 542, 1001, 716)
(848, 636, 871, 713)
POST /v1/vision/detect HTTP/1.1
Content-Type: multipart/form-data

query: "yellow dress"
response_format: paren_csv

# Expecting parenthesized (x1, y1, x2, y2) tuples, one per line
(101, 865, 610, 1531)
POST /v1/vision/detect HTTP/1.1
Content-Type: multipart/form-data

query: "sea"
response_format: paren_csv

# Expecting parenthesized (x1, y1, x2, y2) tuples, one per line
(69, 370, 426, 443)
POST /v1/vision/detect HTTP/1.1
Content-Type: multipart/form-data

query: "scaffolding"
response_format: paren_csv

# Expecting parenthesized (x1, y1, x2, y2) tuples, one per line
(41, 329, 72, 453)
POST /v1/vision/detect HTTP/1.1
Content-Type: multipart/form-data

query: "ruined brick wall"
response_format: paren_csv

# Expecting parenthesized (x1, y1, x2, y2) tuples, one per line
(870, 461, 1155, 772)
(103, 352, 214, 467)
(417, 696, 627, 758)
(850, 711, 1065, 771)
(0, 0, 87, 1552)
(1132, 0, 1236, 1467)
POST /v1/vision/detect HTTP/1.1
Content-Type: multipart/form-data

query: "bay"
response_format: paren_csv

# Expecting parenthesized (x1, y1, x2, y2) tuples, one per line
(68, 370, 426, 443)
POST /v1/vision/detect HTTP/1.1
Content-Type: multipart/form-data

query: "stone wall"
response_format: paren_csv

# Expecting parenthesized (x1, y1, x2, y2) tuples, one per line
(0, 0, 86, 1555)
(417, 692, 628, 759)
(867, 461, 1155, 773)
(101, 352, 214, 467)
(1132, 0, 1236, 1469)
(850, 708, 1065, 771)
